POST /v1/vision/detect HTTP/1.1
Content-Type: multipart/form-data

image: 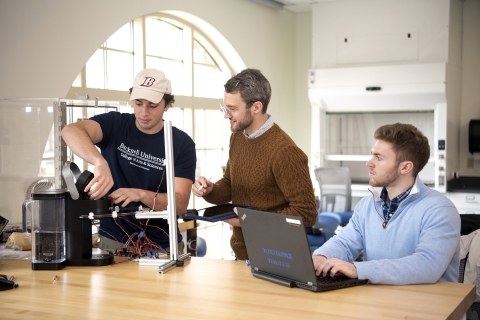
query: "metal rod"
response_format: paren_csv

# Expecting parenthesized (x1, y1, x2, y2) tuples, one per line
(54, 100, 67, 189)
(164, 121, 178, 261)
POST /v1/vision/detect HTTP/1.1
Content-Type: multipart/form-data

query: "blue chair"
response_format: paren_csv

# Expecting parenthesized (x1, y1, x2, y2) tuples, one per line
(196, 236, 207, 257)
(307, 212, 341, 253)
(314, 167, 354, 226)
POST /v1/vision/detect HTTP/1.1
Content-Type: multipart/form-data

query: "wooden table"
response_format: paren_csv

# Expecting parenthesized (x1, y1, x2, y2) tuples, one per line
(0, 257, 475, 319)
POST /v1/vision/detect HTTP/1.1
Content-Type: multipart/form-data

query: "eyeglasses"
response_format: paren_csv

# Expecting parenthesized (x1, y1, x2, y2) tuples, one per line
(219, 103, 233, 116)
(219, 101, 257, 115)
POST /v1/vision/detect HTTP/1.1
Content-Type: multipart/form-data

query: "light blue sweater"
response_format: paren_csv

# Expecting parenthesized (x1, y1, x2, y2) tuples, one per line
(313, 177, 460, 285)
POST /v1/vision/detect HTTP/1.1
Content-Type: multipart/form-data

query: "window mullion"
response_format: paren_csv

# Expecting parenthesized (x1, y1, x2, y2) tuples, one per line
(183, 25, 193, 97)
(145, 54, 183, 63)
(103, 48, 107, 89)
(102, 47, 133, 55)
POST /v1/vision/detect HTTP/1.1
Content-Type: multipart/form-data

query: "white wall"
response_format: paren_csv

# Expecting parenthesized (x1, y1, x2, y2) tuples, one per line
(312, 0, 452, 68)
(295, 12, 313, 164)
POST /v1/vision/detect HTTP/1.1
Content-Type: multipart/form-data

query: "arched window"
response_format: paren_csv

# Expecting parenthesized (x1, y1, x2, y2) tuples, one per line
(66, 13, 240, 210)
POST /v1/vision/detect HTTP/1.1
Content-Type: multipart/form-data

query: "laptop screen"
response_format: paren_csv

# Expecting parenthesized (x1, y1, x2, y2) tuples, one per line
(238, 208, 318, 285)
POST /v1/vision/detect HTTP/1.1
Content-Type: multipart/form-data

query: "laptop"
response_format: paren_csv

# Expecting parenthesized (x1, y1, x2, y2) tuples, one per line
(237, 208, 368, 292)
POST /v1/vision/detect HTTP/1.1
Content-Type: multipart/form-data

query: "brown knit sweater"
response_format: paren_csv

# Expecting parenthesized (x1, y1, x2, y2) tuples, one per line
(203, 123, 317, 260)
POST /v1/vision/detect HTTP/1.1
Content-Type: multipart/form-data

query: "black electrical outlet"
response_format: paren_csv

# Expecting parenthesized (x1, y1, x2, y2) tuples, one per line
(438, 140, 445, 150)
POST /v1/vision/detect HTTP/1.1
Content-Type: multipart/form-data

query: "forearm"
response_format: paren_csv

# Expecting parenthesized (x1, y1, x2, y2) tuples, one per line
(61, 123, 106, 167)
(145, 178, 192, 216)
(354, 254, 446, 285)
(203, 178, 232, 204)
(312, 217, 364, 262)
(146, 191, 189, 216)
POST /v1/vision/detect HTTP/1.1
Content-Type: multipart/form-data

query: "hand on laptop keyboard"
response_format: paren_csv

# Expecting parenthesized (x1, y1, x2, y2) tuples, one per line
(317, 272, 350, 283)
(312, 255, 359, 279)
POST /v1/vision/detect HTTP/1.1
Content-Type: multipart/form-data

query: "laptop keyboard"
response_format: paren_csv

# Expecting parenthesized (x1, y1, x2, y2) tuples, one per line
(316, 273, 352, 284)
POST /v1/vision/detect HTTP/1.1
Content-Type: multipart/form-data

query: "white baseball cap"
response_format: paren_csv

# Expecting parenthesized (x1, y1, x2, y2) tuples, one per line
(130, 68, 172, 103)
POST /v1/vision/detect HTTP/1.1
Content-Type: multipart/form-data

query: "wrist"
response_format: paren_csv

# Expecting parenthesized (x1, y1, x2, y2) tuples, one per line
(351, 262, 358, 277)
(94, 158, 109, 168)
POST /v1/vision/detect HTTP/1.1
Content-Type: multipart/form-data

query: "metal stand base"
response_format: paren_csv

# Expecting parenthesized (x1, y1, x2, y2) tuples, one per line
(138, 253, 191, 273)
(158, 253, 192, 274)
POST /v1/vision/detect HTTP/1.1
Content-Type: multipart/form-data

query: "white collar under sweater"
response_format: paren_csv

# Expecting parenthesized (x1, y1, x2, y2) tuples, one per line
(243, 114, 273, 139)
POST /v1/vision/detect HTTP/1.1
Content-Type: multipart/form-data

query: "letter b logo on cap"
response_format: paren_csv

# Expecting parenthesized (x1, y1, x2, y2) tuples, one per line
(141, 77, 156, 87)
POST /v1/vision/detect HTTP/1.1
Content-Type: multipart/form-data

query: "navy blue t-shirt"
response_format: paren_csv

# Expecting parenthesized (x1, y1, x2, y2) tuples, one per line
(91, 111, 196, 249)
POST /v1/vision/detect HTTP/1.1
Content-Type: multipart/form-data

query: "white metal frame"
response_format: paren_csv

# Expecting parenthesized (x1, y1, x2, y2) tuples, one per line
(308, 63, 453, 195)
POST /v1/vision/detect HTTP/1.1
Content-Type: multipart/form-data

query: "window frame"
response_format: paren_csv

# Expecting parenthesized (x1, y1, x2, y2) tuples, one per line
(64, 13, 235, 209)
(67, 13, 233, 103)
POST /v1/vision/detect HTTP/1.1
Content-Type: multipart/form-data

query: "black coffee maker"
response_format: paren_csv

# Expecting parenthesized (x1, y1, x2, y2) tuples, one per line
(30, 189, 67, 270)
(30, 162, 114, 270)
(62, 161, 114, 266)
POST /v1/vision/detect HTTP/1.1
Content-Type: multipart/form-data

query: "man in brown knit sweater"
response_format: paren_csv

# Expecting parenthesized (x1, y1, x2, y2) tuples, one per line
(192, 68, 317, 260)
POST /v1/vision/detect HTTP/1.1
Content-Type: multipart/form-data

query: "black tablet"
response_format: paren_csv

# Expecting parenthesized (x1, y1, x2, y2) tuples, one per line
(183, 203, 254, 223)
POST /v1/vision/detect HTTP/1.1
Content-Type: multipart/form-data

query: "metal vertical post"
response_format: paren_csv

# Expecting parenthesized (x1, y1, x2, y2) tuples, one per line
(164, 121, 178, 261)
(53, 100, 67, 189)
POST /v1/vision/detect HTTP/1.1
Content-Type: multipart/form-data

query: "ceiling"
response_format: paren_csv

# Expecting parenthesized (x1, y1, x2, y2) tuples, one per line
(251, 0, 332, 13)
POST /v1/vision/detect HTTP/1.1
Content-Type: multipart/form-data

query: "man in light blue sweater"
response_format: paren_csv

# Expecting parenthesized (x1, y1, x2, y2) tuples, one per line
(312, 123, 460, 285)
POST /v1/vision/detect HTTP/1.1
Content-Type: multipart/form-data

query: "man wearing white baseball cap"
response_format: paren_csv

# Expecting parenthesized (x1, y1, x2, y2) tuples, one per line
(61, 68, 196, 255)
(130, 68, 172, 104)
